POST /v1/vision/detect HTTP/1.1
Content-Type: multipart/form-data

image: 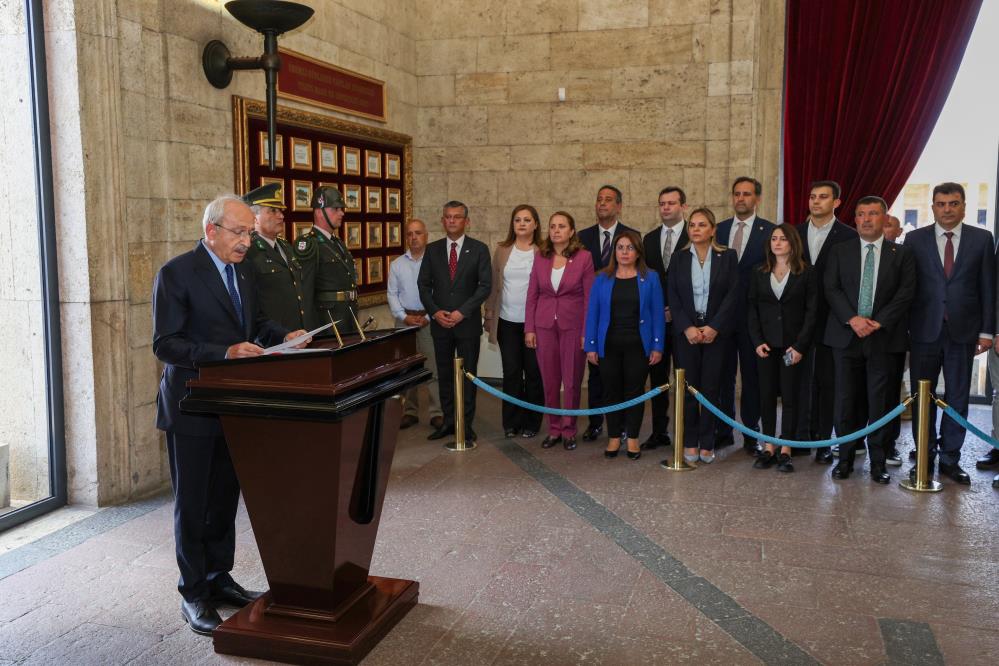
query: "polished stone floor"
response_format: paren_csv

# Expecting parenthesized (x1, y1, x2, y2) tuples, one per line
(1, 395, 998, 665)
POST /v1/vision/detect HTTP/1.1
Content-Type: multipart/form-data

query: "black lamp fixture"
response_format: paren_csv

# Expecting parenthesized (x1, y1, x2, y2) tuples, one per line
(202, 0, 315, 171)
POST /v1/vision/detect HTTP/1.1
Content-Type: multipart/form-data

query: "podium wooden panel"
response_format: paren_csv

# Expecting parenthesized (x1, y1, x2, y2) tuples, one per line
(181, 328, 431, 665)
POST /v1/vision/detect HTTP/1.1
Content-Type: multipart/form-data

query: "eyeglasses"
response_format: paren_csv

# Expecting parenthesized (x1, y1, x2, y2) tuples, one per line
(214, 222, 252, 239)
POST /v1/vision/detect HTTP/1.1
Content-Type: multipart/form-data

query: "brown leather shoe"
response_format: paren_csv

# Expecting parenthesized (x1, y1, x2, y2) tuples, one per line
(399, 415, 418, 430)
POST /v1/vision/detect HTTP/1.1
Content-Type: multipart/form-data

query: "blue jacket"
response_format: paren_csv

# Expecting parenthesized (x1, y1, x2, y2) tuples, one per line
(584, 271, 666, 357)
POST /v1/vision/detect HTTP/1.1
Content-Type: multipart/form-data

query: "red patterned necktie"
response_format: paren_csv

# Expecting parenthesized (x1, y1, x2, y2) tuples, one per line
(448, 241, 458, 280)
(943, 232, 954, 279)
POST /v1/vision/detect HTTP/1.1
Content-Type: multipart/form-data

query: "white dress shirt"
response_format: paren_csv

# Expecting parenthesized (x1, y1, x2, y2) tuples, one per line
(770, 271, 788, 300)
(807, 219, 835, 261)
(445, 234, 466, 260)
(551, 265, 565, 292)
(499, 247, 534, 322)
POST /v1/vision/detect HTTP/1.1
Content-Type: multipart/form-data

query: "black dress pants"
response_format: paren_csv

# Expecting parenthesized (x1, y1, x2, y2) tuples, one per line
(433, 332, 481, 432)
(600, 334, 648, 439)
(166, 431, 241, 603)
(497, 318, 543, 432)
(648, 336, 673, 436)
(798, 341, 837, 440)
(586, 360, 605, 430)
(833, 340, 893, 469)
(672, 336, 727, 449)
(757, 347, 805, 441)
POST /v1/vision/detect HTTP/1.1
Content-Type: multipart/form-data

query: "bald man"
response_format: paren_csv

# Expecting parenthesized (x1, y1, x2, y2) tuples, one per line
(884, 215, 903, 242)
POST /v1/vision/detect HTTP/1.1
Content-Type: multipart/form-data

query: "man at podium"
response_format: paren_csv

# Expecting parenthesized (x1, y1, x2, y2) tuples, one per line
(152, 194, 307, 636)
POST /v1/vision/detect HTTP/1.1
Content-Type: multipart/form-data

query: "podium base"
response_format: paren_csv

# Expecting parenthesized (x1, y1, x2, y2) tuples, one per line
(213, 576, 418, 665)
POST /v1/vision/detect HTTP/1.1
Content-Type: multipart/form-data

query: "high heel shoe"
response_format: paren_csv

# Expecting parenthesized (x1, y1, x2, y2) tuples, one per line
(605, 439, 622, 458)
(626, 438, 641, 460)
(541, 435, 562, 449)
(683, 448, 699, 464)
(626, 450, 641, 460)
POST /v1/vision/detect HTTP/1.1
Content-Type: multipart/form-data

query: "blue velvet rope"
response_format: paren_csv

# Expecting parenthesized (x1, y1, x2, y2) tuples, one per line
(938, 401, 999, 450)
(689, 387, 908, 449)
(466, 373, 666, 416)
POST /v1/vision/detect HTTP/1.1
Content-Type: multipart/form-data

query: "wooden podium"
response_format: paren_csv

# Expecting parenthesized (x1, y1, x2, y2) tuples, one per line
(180, 328, 431, 665)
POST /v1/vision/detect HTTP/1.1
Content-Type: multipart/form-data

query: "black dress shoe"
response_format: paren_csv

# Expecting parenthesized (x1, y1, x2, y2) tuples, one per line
(521, 429, 538, 438)
(465, 427, 478, 442)
(641, 433, 668, 450)
(181, 599, 222, 636)
(504, 428, 519, 439)
(210, 581, 262, 608)
(714, 434, 735, 449)
(626, 449, 641, 460)
(993, 474, 999, 489)
(743, 441, 760, 456)
(938, 463, 971, 485)
(753, 451, 775, 469)
(582, 425, 603, 441)
(427, 425, 454, 440)
(776, 453, 794, 473)
(870, 467, 891, 485)
(430, 415, 444, 429)
(541, 435, 562, 449)
(976, 448, 999, 470)
(831, 464, 851, 479)
(815, 448, 834, 464)
(399, 415, 418, 430)
(563, 436, 577, 451)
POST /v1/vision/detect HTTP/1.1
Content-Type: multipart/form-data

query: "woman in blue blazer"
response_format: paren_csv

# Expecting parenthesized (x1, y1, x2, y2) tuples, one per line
(585, 229, 665, 460)
(666, 208, 740, 463)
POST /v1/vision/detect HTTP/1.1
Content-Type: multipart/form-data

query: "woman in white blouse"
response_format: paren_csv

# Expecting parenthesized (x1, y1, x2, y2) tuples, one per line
(484, 205, 544, 438)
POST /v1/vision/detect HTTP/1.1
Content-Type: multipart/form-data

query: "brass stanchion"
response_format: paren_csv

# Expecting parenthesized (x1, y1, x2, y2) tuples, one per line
(445, 355, 475, 451)
(900, 379, 942, 492)
(661, 368, 694, 471)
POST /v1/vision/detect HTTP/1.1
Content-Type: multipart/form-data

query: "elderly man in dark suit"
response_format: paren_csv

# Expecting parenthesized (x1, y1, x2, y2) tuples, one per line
(641, 186, 689, 450)
(153, 195, 307, 636)
(577, 185, 638, 441)
(824, 196, 915, 484)
(905, 182, 995, 485)
(714, 177, 775, 455)
(798, 180, 858, 463)
(418, 200, 492, 442)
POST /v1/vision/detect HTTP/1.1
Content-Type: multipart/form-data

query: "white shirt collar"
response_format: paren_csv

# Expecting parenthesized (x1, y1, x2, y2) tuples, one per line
(598, 221, 619, 238)
(861, 235, 885, 250)
(934, 222, 962, 238)
(734, 212, 757, 228)
(662, 219, 685, 233)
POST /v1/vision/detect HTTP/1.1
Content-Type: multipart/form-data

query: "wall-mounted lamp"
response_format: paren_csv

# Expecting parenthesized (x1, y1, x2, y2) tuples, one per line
(202, 0, 315, 171)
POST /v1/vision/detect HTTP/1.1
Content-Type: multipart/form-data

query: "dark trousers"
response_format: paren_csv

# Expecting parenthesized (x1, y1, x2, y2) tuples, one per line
(910, 324, 975, 466)
(758, 347, 805, 441)
(166, 431, 241, 603)
(586, 361, 605, 430)
(497, 318, 543, 432)
(885, 352, 906, 447)
(832, 341, 894, 469)
(716, 325, 761, 442)
(648, 337, 673, 436)
(433, 333, 481, 432)
(798, 341, 837, 440)
(600, 335, 649, 438)
(673, 336, 727, 449)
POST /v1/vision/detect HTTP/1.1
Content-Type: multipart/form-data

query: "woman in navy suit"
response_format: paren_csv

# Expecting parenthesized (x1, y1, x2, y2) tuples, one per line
(584, 229, 665, 460)
(667, 208, 739, 463)
(747, 224, 817, 473)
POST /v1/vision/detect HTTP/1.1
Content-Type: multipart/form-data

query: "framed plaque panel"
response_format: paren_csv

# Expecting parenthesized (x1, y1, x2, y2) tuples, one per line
(234, 96, 413, 307)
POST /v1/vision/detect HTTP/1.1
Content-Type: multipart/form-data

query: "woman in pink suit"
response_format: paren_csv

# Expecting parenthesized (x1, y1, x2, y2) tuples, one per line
(525, 212, 595, 450)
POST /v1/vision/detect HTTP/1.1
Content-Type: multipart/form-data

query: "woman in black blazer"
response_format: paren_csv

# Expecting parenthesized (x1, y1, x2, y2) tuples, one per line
(747, 223, 817, 473)
(666, 208, 739, 463)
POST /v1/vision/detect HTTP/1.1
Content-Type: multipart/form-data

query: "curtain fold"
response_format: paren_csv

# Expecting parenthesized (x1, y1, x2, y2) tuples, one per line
(783, 0, 983, 226)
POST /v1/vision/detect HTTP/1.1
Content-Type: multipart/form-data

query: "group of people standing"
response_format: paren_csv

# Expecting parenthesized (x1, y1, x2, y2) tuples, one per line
(396, 178, 998, 488)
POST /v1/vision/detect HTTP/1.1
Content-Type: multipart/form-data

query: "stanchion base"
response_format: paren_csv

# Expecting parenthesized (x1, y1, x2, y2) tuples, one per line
(660, 460, 696, 472)
(445, 440, 477, 452)
(898, 479, 943, 493)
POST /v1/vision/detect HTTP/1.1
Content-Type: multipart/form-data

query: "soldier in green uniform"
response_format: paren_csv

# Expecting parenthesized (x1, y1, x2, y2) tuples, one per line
(293, 186, 359, 334)
(242, 183, 316, 332)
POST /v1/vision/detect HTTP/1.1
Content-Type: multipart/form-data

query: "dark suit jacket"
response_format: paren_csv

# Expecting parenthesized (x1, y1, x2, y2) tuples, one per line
(578, 221, 638, 272)
(822, 239, 916, 352)
(644, 223, 689, 307)
(904, 224, 996, 344)
(153, 241, 289, 436)
(746, 266, 818, 352)
(418, 235, 492, 339)
(715, 216, 776, 325)
(667, 247, 740, 338)
(801, 220, 858, 341)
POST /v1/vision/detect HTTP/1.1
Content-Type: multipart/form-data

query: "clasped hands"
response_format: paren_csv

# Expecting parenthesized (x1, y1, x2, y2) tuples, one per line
(403, 314, 429, 327)
(433, 310, 465, 328)
(226, 329, 311, 359)
(848, 316, 881, 338)
(684, 325, 718, 345)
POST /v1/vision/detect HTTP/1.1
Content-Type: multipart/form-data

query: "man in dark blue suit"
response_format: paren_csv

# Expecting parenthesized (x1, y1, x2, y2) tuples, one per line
(714, 177, 775, 454)
(153, 195, 307, 635)
(905, 182, 995, 485)
(798, 180, 857, 463)
(577, 185, 638, 441)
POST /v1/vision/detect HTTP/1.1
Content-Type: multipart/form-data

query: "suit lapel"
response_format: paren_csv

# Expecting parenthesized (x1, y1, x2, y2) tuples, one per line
(194, 245, 243, 328)
(649, 227, 664, 272)
(842, 240, 862, 307)
(873, 241, 895, 308)
(236, 265, 252, 337)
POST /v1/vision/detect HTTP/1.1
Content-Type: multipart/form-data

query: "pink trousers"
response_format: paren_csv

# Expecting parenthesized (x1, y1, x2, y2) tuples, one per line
(535, 326, 586, 437)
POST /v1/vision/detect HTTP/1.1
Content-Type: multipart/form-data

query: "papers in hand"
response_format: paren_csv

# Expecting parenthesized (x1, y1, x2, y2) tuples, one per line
(262, 322, 333, 355)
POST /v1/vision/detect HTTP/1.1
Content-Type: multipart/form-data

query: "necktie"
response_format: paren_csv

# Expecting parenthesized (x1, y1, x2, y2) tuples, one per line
(858, 243, 875, 318)
(601, 230, 611, 267)
(225, 264, 244, 328)
(943, 231, 954, 278)
(732, 222, 745, 260)
(662, 228, 674, 269)
(448, 241, 458, 280)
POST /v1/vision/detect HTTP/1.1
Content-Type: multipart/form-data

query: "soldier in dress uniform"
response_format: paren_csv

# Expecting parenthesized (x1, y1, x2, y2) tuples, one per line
(242, 183, 315, 332)
(293, 185, 359, 333)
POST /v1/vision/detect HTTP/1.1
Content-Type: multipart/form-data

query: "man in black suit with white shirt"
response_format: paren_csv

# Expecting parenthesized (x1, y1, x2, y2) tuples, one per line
(641, 186, 689, 449)
(418, 200, 492, 442)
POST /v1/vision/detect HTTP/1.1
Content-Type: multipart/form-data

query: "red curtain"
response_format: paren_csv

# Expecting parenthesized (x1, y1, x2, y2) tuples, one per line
(783, 0, 983, 226)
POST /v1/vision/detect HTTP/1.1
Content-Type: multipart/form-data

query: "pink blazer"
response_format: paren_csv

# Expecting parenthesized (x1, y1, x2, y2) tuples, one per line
(525, 250, 594, 334)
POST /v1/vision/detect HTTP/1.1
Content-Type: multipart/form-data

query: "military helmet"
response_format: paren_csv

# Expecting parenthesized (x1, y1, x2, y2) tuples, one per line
(311, 185, 346, 210)
(242, 182, 285, 209)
